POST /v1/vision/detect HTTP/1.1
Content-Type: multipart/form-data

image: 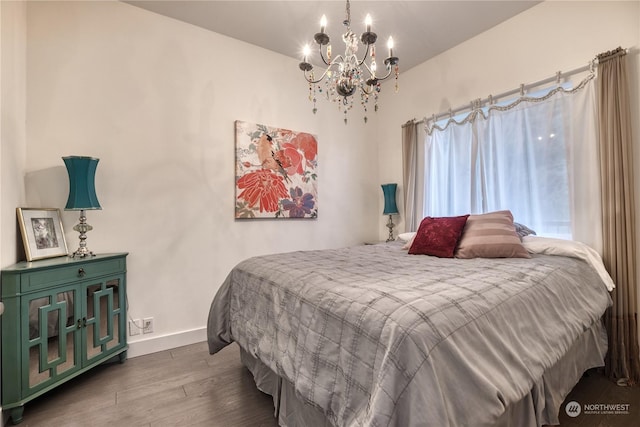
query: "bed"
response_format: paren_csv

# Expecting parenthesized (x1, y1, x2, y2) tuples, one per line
(207, 230, 613, 427)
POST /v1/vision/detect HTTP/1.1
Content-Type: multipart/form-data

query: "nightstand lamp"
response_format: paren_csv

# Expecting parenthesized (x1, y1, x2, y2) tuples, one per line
(381, 183, 399, 242)
(63, 156, 101, 258)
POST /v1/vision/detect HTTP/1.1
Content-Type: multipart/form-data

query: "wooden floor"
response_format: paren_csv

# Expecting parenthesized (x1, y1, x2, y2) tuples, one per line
(15, 342, 277, 427)
(556, 368, 640, 427)
(11, 341, 640, 427)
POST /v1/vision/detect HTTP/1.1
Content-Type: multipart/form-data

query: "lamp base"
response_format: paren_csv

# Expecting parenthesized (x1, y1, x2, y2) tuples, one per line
(386, 214, 395, 242)
(70, 247, 95, 258)
(70, 210, 96, 258)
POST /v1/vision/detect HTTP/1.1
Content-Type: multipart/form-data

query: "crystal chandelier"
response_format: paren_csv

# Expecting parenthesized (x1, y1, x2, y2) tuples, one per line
(299, 0, 399, 124)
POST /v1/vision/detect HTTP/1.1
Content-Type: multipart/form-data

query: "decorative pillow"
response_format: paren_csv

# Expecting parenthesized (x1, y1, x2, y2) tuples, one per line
(456, 210, 530, 259)
(398, 232, 417, 242)
(514, 222, 537, 240)
(408, 215, 470, 258)
(402, 235, 415, 250)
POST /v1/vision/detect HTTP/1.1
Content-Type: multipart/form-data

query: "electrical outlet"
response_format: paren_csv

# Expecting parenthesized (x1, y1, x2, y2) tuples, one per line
(143, 317, 154, 334)
(129, 319, 142, 336)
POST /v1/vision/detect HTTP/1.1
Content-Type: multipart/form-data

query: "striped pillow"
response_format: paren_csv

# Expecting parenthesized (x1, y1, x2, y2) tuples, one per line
(455, 210, 530, 259)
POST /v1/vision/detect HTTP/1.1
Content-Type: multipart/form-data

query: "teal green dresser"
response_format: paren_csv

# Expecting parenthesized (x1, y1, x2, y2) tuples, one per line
(1, 253, 128, 424)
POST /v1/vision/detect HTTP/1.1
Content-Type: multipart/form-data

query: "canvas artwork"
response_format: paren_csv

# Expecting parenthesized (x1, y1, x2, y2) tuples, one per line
(235, 120, 318, 219)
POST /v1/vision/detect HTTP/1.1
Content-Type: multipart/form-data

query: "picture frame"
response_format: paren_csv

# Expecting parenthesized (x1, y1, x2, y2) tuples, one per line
(17, 208, 69, 261)
(235, 120, 318, 219)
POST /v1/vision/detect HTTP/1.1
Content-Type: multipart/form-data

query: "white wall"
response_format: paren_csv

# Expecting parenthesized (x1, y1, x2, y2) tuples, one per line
(0, 2, 27, 423)
(376, 0, 640, 350)
(1, 2, 26, 266)
(21, 1, 378, 356)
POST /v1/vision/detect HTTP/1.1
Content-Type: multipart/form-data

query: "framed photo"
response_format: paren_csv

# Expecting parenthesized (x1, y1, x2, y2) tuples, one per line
(17, 208, 68, 261)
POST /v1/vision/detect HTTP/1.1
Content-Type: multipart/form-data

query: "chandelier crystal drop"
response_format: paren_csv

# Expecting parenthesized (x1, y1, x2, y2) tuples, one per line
(299, 0, 399, 124)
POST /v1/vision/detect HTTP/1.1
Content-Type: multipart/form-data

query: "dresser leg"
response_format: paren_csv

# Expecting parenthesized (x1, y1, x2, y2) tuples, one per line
(118, 350, 127, 364)
(9, 406, 24, 425)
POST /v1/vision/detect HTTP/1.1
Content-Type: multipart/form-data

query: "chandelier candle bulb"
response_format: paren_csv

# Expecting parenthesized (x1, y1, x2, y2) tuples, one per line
(303, 44, 310, 62)
(387, 37, 394, 58)
(365, 14, 372, 32)
(320, 15, 327, 33)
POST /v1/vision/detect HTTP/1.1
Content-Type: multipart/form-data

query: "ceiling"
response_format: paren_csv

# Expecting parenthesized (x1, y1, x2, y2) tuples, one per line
(124, 1, 540, 72)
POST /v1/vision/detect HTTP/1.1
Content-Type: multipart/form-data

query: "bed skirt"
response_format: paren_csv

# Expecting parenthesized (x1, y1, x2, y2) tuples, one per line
(238, 319, 607, 427)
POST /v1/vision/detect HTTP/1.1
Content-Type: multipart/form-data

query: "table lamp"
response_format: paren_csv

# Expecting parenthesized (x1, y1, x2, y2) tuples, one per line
(381, 183, 399, 242)
(63, 156, 101, 257)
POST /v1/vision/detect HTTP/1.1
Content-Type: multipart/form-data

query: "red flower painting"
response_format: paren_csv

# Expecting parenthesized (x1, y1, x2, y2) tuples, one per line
(292, 132, 318, 162)
(236, 169, 289, 213)
(235, 121, 318, 219)
(278, 143, 304, 176)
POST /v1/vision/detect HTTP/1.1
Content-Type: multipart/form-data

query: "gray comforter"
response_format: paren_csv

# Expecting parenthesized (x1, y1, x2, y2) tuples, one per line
(207, 243, 612, 427)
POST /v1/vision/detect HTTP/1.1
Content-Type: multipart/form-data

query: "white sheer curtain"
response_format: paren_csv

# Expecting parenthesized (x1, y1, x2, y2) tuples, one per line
(425, 121, 480, 216)
(423, 75, 602, 252)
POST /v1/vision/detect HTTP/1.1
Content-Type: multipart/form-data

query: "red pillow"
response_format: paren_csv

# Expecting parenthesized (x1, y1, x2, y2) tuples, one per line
(409, 215, 470, 257)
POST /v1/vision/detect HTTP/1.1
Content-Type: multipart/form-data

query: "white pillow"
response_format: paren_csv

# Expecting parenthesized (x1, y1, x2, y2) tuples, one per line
(522, 236, 615, 291)
(397, 232, 416, 242)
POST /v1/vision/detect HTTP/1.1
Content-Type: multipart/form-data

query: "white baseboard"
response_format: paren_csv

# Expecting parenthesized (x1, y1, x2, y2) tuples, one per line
(127, 326, 207, 358)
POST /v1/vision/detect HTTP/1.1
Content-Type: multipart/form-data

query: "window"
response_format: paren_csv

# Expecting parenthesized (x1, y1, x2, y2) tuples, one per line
(423, 76, 601, 248)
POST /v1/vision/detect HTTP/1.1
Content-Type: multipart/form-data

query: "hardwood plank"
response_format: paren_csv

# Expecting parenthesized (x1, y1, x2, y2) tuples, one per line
(115, 359, 210, 402)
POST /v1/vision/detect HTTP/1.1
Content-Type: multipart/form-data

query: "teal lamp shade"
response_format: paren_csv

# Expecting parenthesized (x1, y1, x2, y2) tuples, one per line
(63, 156, 101, 210)
(381, 183, 399, 215)
(63, 156, 101, 258)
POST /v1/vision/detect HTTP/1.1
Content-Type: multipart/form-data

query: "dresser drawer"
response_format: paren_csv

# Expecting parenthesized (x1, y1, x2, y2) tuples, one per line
(20, 257, 126, 292)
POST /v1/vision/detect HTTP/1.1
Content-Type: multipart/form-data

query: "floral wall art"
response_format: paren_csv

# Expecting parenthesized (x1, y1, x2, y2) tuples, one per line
(235, 120, 318, 219)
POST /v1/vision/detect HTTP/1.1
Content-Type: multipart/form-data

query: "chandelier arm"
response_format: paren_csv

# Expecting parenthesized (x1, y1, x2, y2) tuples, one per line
(374, 59, 399, 81)
(360, 84, 374, 96)
(375, 67, 394, 81)
(302, 67, 332, 84)
(318, 44, 333, 66)
(360, 61, 375, 78)
(301, 53, 345, 84)
(356, 44, 371, 67)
